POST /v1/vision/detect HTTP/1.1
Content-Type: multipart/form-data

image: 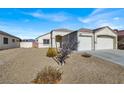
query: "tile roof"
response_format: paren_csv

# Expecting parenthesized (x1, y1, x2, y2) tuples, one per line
(78, 28, 92, 33)
(118, 30, 124, 36)
(93, 26, 110, 31)
(36, 28, 73, 39)
(52, 28, 73, 32)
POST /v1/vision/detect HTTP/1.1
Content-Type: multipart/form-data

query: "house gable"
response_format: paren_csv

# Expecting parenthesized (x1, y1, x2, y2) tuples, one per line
(37, 33, 50, 41)
(94, 26, 117, 37)
(36, 32, 50, 40)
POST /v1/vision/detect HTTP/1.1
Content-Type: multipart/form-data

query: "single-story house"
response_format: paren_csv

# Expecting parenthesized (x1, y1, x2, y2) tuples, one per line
(0, 30, 21, 50)
(62, 26, 117, 51)
(117, 30, 124, 49)
(20, 39, 38, 48)
(36, 28, 72, 48)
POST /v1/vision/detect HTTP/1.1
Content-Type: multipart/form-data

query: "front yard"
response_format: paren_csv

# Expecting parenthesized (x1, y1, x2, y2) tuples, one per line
(0, 48, 124, 84)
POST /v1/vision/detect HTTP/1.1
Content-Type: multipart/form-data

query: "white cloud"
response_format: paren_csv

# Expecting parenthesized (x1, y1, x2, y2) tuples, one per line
(78, 9, 124, 29)
(99, 22, 123, 29)
(78, 8, 110, 24)
(23, 10, 69, 22)
(78, 11, 111, 23)
(90, 8, 106, 16)
(78, 17, 91, 23)
(113, 17, 120, 20)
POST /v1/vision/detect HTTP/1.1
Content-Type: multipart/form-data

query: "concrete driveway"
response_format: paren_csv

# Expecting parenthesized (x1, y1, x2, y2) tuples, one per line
(87, 49, 124, 66)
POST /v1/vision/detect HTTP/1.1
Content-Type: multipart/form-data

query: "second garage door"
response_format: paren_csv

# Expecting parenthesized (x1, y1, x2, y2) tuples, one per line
(96, 37, 114, 50)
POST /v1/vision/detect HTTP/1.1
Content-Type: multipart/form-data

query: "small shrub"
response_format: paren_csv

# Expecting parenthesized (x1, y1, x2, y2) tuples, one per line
(54, 39, 79, 65)
(32, 66, 63, 84)
(81, 52, 92, 58)
(46, 48, 58, 57)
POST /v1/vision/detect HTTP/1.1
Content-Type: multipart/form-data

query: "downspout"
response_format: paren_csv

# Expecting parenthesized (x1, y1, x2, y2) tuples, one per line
(93, 31, 95, 51)
(50, 30, 53, 48)
(77, 31, 78, 51)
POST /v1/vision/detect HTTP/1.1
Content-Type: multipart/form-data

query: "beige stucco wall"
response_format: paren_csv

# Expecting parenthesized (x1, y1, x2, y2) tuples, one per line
(62, 27, 117, 51)
(94, 27, 117, 49)
(0, 34, 20, 49)
(37, 27, 117, 50)
(37, 31, 70, 48)
(52, 31, 70, 48)
(62, 31, 94, 51)
(37, 33, 51, 48)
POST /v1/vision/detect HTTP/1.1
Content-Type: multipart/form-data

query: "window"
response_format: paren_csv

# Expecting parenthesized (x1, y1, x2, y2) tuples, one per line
(12, 39, 15, 43)
(43, 39, 49, 44)
(3, 37, 8, 44)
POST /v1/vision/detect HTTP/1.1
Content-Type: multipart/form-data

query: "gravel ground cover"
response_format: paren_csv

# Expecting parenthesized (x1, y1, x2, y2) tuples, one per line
(0, 48, 124, 84)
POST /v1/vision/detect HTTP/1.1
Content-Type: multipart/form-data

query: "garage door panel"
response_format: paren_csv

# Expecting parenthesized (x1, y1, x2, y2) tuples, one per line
(78, 36, 92, 51)
(96, 37, 113, 50)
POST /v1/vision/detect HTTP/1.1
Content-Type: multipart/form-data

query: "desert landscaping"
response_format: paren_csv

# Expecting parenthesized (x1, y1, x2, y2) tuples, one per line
(0, 48, 124, 84)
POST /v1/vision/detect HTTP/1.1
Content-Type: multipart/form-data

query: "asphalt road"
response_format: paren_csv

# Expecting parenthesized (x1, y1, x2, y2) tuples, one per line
(88, 49, 124, 66)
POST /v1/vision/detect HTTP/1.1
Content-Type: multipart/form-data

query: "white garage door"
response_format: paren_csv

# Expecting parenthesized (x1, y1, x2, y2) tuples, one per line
(78, 36, 92, 51)
(96, 37, 114, 50)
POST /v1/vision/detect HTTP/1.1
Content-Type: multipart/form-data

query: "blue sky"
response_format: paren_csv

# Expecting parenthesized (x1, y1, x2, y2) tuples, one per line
(0, 8, 124, 39)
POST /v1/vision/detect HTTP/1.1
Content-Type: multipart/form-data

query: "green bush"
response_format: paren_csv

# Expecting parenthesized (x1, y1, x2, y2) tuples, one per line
(46, 48, 58, 57)
(32, 66, 63, 84)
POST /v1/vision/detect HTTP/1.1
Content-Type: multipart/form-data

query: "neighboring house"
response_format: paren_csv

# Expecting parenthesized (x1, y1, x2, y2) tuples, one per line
(36, 28, 72, 48)
(20, 39, 38, 48)
(62, 26, 117, 51)
(117, 30, 124, 49)
(0, 30, 21, 50)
